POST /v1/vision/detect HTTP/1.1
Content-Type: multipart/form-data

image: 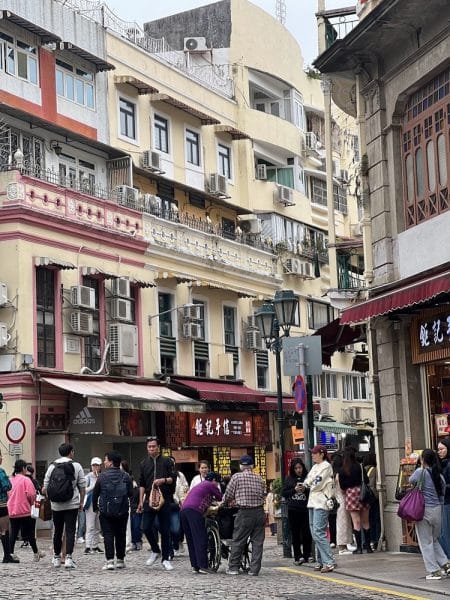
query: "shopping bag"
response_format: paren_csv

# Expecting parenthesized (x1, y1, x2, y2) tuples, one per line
(397, 487, 425, 521)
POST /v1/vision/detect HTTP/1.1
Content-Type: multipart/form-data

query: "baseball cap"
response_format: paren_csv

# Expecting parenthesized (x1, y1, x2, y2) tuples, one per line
(205, 472, 219, 482)
(91, 457, 102, 465)
(239, 454, 254, 466)
(310, 445, 327, 455)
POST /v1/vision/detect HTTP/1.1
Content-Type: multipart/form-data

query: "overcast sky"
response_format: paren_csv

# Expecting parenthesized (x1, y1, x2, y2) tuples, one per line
(105, 0, 353, 67)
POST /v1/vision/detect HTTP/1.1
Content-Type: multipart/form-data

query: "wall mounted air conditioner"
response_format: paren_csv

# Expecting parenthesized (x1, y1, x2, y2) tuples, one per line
(111, 278, 131, 299)
(305, 132, 318, 151)
(238, 215, 262, 234)
(209, 173, 227, 196)
(0, 282, 7, 306)
(284, 259, 311, 277)
(247, 314, 258, 329)
(71, 286, 96, 310)
(109, 323, 138, 365)
(352, 222, 363, 236)
(0, 322, 8, 347)
(183, 304, 202, 320)
(245, 329, 261, 351)
(116, 185, 139, 210)
(184, 37, 208, 52)
(141, 150, 162, 171)
(276, 185, 295, 206)
(70, 311, 94, 336)
(182, 321, 203, 340)
(111, 298, 132, 322)
(141, 194, 161, 214)
(255, 164, 267, 180)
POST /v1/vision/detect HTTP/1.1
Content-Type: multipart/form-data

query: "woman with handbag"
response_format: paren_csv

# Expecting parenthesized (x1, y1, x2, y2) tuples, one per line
(338, 446, 371, 554)
(408, 448, 450, 580)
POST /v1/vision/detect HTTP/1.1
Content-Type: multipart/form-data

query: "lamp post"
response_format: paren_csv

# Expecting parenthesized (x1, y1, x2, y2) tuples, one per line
(255, 290, 298, 559)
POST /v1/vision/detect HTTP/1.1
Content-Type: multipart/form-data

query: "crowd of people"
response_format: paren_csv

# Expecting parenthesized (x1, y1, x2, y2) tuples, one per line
(1, 439, 450, 580)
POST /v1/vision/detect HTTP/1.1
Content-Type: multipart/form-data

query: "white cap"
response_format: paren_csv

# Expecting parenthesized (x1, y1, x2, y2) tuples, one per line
(91, 457, 102, 465)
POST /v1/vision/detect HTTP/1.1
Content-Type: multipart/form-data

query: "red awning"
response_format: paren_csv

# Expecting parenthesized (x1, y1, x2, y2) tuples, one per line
(261, 396, 296, 410)
(340, 271, 450, 325)
(171, 379, 265, 403)
(313, 318, 365, 365)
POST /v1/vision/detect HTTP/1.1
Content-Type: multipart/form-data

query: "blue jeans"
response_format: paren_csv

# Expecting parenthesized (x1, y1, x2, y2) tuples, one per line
(309, 508, 334, 566)
(169, 506, 181, 552)
(130, 512, 142, 545)
(439, 503, 450, 558)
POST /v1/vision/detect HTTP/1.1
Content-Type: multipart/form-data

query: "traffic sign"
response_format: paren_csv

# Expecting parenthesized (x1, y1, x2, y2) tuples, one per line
(8, 443, 23, 456)
(6, 418, 26, 443)
(282, 336, 322, 376)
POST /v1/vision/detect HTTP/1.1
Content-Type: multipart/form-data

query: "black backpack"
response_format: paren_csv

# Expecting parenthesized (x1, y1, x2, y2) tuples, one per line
(46, 461, 75, 502)
(100, 471, 129, 518)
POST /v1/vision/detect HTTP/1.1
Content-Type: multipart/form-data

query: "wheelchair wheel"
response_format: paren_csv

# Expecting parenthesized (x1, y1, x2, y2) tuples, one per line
(240, 537, 252, 573)
(207, 523, 221, 572)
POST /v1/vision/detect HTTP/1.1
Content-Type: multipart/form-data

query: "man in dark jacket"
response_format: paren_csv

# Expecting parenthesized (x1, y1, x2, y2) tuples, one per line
(137, 436, 175, 571)
(92, 451, 132, 571)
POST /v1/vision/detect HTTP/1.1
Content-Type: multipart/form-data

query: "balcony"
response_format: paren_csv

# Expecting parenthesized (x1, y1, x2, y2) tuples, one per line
(319, 7, 359, 50)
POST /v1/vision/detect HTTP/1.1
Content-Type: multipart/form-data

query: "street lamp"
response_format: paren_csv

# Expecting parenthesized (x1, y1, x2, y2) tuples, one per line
(255, 289, 298, 559)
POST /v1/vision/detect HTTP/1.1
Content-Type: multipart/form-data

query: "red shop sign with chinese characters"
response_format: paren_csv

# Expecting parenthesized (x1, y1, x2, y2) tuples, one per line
(189, 412, 253, 446)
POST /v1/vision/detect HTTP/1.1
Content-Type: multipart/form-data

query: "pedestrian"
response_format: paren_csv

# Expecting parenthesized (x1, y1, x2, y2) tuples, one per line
(24, 464, 42, 549)
(437, 438, 450, 558)
(169, 456, 189, 557)
(42, 442, 86, 568)
(282, 458, 312, 565)
(364, 452, 381, 551)
(190, 460, 210, 490)
(222, 454, 266, 576)
(127, 468, 143, 552)
(299, 445, 336, 573)
(137, 436, 175, 571)
(7, 460, 45, 562)
(0, 449, 18, 564)
(84, 457, 103, 555)
(338, 446, 372, 554)
(331, 452, 354, 556)
(180, 472, 222, 574)
(264, 482, 277, 537)
(409, 448, 450, 580)
(93, 451, 132, 571)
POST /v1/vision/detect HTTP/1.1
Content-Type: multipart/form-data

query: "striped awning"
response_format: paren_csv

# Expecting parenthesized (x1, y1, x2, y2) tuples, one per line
(314, 420, 358, 435)
(81, 266, 117, 279)
(114, 75, 159, 95)
(214, 125, 250, 140)
(35, 257, 76, 270)
(149, 93, 220, 125)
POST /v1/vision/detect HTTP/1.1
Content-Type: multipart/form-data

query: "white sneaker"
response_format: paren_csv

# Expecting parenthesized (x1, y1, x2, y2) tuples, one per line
(146, 551, 160, 566)
(116, 559, 125, 569)
(52, 556, 61, 568)
(162, 559, 173, 571)
(347, 543, 357, 552)
(102, 560, 115, 571)
(64, 556, 76, 569)
(77, 537, 85, 544)
(339, 549, 353, 555)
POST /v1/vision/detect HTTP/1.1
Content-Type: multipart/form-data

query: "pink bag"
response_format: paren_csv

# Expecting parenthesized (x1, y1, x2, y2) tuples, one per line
(397, 469, 425, 522)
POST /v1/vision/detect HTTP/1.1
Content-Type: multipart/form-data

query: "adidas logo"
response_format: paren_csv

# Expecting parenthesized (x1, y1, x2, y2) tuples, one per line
(73, 407, 95, 425)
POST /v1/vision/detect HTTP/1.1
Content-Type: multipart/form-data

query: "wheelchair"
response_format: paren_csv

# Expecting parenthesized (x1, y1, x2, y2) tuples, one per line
(205, 506, 252, 572)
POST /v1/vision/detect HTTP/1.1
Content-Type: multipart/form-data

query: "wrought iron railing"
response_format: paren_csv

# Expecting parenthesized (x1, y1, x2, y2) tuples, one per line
(324, 12, 359, 49)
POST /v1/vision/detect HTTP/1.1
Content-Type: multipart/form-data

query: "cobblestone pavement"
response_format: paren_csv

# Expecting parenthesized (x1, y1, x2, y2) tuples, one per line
(1, 537, 416, 600)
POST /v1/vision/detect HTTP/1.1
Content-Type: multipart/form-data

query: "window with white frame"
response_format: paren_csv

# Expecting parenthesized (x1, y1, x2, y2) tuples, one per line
(0, 32, 38, 84)
(218, 143, 232, 180)
(119, 97, 137, 141)
(58, 153, 96, 194)
(185, 128, 200, 166)
(55, 59, 95, 108)
(154, 114, 169, 154)
(308, 300, 335, 329)
(343, 374, 368, 401)
(312, 372, 337, 399)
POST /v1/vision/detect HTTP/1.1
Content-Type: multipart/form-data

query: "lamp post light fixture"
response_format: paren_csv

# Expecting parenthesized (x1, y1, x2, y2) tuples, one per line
(255, 289, 298, 559)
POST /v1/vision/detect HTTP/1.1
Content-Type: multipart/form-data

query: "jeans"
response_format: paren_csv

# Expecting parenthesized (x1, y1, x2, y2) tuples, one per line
(76, 509, 86, 539)
(169, 505, 181, 552)
(99, 513, 128, 561)
(142, 503, 171, 561)
(130, 512, 143, 545)
(439, 503, 450, 558)
(52, 508, 79, 556)
(309, 508, 334, 567)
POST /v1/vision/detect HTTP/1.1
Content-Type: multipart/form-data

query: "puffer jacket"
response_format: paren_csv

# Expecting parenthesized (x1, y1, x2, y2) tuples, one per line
(0, 467, 12, 504)
(303, 460, 334, 511)
(7, 473, 36, 518)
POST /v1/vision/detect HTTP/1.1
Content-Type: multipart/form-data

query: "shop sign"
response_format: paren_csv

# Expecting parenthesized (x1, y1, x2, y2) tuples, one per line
(70, 396, 103, 434)
(172, 449, 198, 463)
(189, 412, 253, 445)
(417, 314, 450, 353)
(435, 413, 450, 436)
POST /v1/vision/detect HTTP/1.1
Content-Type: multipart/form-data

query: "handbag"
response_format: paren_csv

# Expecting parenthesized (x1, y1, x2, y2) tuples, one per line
(149, 483, 164, 511)
(359, 464, 377, 505)
(31, 493, 44, 519)
(324, 493, 339, 512)
(397, 469, 425, 522)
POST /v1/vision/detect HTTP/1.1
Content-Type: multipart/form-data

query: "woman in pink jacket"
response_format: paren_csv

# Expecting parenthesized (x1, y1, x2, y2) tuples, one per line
(7, 460, 44, 562)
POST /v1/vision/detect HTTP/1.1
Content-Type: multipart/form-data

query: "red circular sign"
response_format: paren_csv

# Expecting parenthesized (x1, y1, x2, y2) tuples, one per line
(6, 418, 26, 443)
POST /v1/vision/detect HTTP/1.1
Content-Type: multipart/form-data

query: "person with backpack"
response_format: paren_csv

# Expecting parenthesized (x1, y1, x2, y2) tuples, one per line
(42, 443, 86, 569)
(92, 451, 133, 571)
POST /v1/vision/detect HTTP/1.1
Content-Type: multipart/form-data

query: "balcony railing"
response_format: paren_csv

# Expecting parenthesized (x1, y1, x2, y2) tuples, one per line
(337, 267, 365, 290)
(320, 7, 359, 49)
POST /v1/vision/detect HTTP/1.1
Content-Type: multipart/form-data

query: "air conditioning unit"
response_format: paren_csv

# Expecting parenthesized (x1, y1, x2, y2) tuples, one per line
(183, 304, 202, 320)
(0, 282, 7, 306)
(111, 298, 132, 322)
(111, 278, 131, 299)
(284, 259, 312, 277)
(184, 36, 208, 52)
(116, 185, 139, 210)
(141, 150, 162, 171)
(247, 314, 258, 329)
(209, 173, 227, 196)
(276, 185, 295, 206)
(71, 285, 96, 310)
(352, 222, 363, 236)
(305, 132, 318, 151)
(255, 164, 267, 180)
(0, 322, 8, 347)
(245, 329, 261, 351)
(182, 321, 203, 340)
(333, 160, 340, 176)
(238, 216, 262, 235)
(141, 194, 161, 214)
(70, 311, 94, 336)
(109, 323, 138, 365)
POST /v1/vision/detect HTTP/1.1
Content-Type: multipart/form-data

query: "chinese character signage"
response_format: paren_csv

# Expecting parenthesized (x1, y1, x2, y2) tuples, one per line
(189, 412, 253, 445)
(412, 310, 450, 364)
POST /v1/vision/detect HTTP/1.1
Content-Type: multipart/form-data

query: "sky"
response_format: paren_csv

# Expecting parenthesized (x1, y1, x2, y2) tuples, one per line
(104, 0, 353, 67)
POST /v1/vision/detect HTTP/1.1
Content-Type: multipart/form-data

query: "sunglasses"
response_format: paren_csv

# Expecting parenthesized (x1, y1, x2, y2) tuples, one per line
(146, 436, 159, 443)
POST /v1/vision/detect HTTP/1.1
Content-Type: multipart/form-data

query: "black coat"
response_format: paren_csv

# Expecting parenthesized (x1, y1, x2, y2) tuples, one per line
(138, 454, 175, 503)
(282, 475, 309, 512)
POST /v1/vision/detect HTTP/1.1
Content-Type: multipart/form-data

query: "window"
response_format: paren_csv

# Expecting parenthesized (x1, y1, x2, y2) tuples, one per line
(312, 372, 337, 399)
(266, 166, 295, 189)
(0, 127, 44, 173)
(83, 277, 100, 372)
(223, 306, 236, 346)
(119, 98, 136, 140)
(311, 177, 327, 206)
(218, 143, 232, 179)
(36, 268, 55, 368)
(308, 300, 334, 329)
(193, 300, 209, 377)
(221, 217, 235, 240)
(0, 33, 38, 84)
(256, 350, 268, 389)
(58, 153, 96, 194)
(186, 129, 200, 166)
(56, 59, 95, 108)
(154, 115, 169, 153)
(343, 374, 368, 401)
(158, 293, 173, 338)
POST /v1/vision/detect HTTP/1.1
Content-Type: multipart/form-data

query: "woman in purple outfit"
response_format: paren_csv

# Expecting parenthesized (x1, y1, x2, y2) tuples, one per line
(180, 472, 222, 574)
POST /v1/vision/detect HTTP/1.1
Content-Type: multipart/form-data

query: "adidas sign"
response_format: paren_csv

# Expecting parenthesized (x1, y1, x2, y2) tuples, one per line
(72, 407, 96, 425)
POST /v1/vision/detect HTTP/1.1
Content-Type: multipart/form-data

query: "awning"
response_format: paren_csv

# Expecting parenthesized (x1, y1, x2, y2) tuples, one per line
(340, 271, 450, 325)
(214, 125, 251, 140)
(57, 42, 115, 72)
(81, 266, 118, 279)
(314, 420, 358, 435)
(35, 256, 76, 270)
(149, 93, 221, 125)
(171, 378, 265, 403)
(41, 377, 203, 413)
(313, 318, 365, 366)
(114, 75, 159, 95)
(130, 277, 155, 288)
(0, 10, 61, 44)
(260, 396, 296, 410)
